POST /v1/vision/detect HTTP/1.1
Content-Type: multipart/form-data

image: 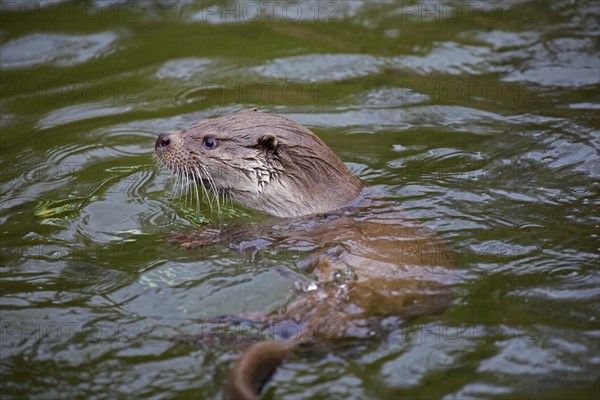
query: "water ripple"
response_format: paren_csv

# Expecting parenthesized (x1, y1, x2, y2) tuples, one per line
(0, 32, 119, 70)
(253, 53, 381, 82)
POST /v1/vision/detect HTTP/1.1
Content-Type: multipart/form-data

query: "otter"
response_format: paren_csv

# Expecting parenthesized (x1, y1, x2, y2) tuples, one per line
(155, 108, 362, 218)
(155, 109, 454, 399)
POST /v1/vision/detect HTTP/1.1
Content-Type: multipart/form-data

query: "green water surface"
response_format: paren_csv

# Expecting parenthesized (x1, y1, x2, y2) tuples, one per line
(1, 1, 599, 399)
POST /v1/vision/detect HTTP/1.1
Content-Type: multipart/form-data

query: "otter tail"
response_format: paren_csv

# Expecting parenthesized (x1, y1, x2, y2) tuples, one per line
(224, 341, 292, 400)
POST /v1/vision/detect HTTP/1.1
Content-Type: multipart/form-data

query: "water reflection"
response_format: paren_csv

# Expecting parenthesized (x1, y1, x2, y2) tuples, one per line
(0, 0, 598, 399)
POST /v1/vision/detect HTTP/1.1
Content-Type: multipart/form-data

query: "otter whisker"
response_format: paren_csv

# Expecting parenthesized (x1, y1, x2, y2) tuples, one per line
(173, 167, 182, 200)
(183, 168, 191, 206)
(152, 155, 170, 182)
(193, 162, 214, 213)
(193, 166, 213, 214)
(200, 164, 221, 215)
(176, 167, 186, 201)
(170, 168, 179, 199)
(150, 153, 160, 173)
(184, 166, 191, 207)
(191, 167, 202, 214)
(194, 166, 213, 216)
(228, 189, 241, 206)
(193, 159, 217, 213)
(186, 167, 194, 209)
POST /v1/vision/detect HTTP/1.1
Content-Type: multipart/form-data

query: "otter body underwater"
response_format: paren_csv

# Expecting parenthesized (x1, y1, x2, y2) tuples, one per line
(155, 109, 455, 399)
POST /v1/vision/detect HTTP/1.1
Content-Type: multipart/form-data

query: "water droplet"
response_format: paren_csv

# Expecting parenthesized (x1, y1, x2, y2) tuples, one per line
(333, 271, 343, 282)
(303, 282, 318, 292)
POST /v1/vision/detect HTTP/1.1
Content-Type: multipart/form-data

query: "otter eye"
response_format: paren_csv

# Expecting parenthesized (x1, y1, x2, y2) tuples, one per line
(203, 136, 218, 149)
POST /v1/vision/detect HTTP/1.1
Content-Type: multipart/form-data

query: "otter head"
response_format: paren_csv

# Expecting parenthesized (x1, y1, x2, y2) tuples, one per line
(155, 109, 363, 218)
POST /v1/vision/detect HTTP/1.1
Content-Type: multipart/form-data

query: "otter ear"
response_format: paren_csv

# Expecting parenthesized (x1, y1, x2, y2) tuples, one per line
(256, 134, 278, 155)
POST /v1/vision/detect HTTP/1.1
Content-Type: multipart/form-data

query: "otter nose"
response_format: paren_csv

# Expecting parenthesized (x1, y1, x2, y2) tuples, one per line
(155, 133, 171, 150)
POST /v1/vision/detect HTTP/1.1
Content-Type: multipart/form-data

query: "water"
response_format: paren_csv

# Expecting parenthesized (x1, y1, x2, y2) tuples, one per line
(1, 1, 598, 399)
